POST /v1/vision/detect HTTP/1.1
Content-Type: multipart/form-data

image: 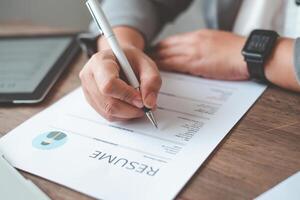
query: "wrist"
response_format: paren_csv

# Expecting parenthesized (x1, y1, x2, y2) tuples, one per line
(235, 36, 250, 79)
(242, 30, 282, 82)
(97, 26, 145, 51)
(264, 38, 294, 87)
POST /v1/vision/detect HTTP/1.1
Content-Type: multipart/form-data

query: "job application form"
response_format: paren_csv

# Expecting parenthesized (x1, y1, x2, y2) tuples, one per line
(0, 72, 266, 200)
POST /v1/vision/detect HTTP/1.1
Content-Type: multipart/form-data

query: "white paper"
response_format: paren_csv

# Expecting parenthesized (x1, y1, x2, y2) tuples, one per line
(255, 171, 300, 200)
(0, 72, 266, 200)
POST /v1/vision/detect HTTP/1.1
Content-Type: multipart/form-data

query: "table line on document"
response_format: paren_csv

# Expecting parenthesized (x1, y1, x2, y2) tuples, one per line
(162, 74, 238, 91)
(159, 91, 222, 106)
(49, 125, 171, 163)
(66, 113, 186, 146)
(157, 106, 209, 120)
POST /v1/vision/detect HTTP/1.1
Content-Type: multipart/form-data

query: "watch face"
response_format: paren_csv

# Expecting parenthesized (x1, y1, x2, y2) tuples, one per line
(242, 30, 279, 58)
(247, 35, 270, 53)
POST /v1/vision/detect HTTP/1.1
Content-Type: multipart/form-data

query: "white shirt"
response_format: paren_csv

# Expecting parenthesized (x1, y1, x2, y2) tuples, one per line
(233, 0, 300, 38)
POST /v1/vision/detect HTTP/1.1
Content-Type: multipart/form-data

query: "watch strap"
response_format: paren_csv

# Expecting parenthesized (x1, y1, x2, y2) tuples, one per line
(246, 58, 267, 82)
(242, 30, 279, 82)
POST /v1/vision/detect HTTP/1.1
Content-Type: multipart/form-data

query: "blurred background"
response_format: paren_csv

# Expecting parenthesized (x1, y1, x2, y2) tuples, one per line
(0, 0, 205, 40)
(0, 0, 91, 30)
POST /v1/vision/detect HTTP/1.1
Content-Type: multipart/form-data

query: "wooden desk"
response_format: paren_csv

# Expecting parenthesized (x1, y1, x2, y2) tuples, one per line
(0, 25, 299, 200)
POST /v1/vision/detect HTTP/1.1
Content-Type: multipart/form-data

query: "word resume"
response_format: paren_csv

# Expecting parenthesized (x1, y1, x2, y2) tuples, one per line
(0, 72, 266, 200)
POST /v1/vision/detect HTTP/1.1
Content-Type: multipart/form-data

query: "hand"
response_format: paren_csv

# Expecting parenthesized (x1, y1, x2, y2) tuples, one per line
(79, 46, 161, 122)
(151, 29, 249, 80)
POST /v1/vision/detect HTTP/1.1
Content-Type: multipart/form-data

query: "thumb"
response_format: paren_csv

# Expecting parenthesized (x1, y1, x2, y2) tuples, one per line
(125, 48, 162, 109)
(139, 63, 162, 109)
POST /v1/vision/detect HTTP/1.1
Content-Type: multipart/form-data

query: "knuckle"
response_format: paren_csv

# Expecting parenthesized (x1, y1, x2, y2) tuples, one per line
(80, 59, 98, 81)
(126, 46, 137, 53)
(103, 100, 118, 116)
(79, 64, 89, 79)
(152, 74, 162, 85)
(95, 50, 115, 61)
(79, 68, 92, 83)
(79, 70, 84, 80)
(90, 52, 101, 62)
(90, 51, 111, 65)
(148, 57, 158, 67)
(190, 46, 199, 56)
(141, 73, 162, 90)
(100, 78, 116, 95)
(121, 90, 135, 102)
(91, 51, 105, 61)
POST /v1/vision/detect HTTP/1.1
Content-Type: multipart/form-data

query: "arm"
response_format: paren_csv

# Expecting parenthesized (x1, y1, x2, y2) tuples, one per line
(90, 0, 193, 45)
(97, 26, 145, 51)
(79, 0, 194, 121)
(151, 30, 300, 92)
(80, 28, 162, 122)
(265, 38, 300, 92)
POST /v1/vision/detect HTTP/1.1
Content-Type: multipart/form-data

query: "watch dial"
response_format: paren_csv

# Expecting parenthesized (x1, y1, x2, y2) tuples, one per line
(247, 35, 270, 53)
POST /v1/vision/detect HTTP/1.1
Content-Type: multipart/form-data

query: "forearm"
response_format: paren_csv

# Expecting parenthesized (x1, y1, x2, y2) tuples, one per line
(264, 38, 300, 92)
(98, 0, 192, 43)
(98, 26, 145, 51)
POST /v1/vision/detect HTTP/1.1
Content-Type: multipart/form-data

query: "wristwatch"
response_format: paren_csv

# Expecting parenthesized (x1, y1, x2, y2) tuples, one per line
(242, 29, 279, 82)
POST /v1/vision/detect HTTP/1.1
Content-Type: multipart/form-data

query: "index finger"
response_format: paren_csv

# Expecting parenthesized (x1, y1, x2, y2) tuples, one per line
(91, 51, 143, 107)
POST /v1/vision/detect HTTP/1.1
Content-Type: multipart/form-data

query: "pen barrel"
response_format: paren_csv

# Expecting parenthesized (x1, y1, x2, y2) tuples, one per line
(86, 0, 113, 36)
(86, 0, 140, 89)
(107, 36, 140, 88)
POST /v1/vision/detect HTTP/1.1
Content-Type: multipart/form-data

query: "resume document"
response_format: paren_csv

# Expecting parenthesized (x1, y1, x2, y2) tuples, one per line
(0, 72, 266, 200)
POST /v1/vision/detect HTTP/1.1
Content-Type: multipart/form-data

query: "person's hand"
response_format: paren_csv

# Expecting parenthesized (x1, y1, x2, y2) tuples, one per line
(151, 29, 249, 80)
(79, 45, 161, 122)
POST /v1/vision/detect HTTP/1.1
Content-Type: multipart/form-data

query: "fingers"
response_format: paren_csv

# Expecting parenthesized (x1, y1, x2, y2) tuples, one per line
(90, 51, 143, 108)
(151, 33, 192, 72)
(150, 45, 185, 60)
(81, 70, 144, 121)
(94, 70, 143, 108)
(127, 52, 162, 108)
(155, 33, 189, 50)
(82, 85, 123, 122)
(151, 42, 190, 73)
(80, 50, 145, 122)
(151, 32, 203, 75)
(155, 56, 190, 73)
(84, 94, 144, 121)
(80, 48, 163, 122)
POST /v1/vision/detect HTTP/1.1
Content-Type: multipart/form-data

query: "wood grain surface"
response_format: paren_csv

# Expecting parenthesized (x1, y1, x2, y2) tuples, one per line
(0, 25, 299, 200)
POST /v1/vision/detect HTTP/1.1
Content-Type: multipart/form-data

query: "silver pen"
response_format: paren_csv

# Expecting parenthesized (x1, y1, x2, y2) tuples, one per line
(85, 0, 158, 128)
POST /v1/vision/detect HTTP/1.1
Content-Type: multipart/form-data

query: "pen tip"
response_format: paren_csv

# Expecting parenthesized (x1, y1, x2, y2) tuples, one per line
(153, 121, 158, 129)
(145, 111, 158, 129)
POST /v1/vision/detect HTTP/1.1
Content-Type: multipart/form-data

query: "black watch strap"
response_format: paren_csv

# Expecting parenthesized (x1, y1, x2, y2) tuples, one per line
(246, 59, 267, 81)
(242, 29, 279, 82)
